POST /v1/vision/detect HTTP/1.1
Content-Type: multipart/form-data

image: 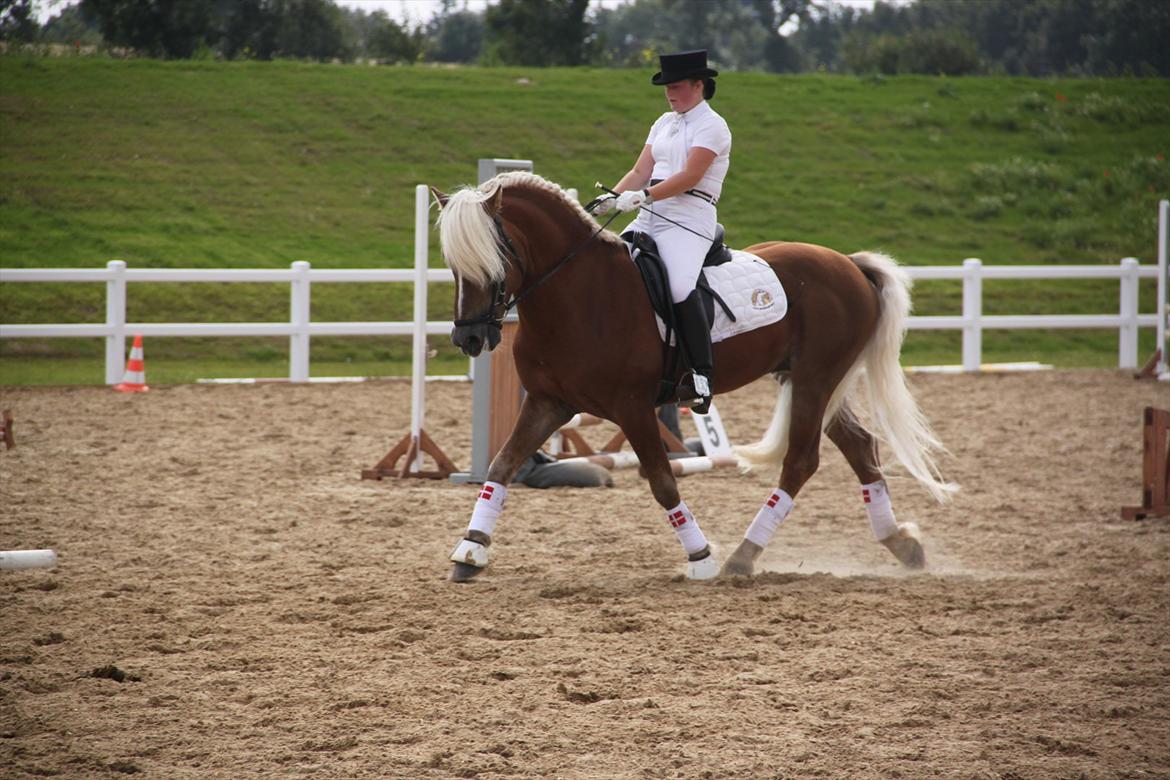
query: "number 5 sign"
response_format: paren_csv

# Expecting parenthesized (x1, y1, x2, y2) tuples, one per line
(691, 403, 733, 459)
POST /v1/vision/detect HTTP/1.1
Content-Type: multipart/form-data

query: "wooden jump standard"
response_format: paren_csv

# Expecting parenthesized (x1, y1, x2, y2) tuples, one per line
(1121, 406, 1170, 520)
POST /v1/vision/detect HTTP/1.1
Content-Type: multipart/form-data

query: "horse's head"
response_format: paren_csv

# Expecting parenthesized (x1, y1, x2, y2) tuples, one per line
(433, 183, 523, 357)
(434, 172, 620, 357)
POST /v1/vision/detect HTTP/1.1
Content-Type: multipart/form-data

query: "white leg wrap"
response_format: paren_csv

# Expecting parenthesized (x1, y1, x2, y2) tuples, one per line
(666, 500, 709, 557)
(744, 489, 794, 548)
(468, 481, 507, 538)
(862, 480, 898, 540)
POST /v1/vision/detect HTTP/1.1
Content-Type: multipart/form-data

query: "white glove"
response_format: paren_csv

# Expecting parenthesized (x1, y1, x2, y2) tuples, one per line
(616, 189, 651, 213)
(591, 194, 617, 215)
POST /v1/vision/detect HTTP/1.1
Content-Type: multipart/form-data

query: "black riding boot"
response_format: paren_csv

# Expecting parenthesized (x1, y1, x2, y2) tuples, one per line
(672, 290, 714, 415)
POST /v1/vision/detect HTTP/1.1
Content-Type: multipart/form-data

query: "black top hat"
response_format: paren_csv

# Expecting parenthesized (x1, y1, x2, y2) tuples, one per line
(651, 49, 718, 85)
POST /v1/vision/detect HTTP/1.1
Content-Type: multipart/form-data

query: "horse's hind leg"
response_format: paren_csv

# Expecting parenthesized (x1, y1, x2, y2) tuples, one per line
(614, 407, 718, 580)
(449, 394, 574, 582)
(722, 381, 831, 576)
(825, 405, 925, 569)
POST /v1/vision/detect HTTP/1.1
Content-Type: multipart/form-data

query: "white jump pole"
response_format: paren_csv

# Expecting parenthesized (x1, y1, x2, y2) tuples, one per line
(411, 184, 430, 472)
(559, 452, 736, 476)
(670, 455, 738, 476)
(0, 549, 57, 570)
(560, 413, 605, 430)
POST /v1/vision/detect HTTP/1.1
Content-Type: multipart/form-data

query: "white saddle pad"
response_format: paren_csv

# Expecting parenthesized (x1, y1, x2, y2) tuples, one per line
(649, 249, 788, 345)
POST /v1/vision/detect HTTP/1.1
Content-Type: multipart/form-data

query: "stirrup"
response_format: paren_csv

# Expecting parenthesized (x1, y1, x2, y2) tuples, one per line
(689, 394, 712, 416)
(677, 372, 712, 415)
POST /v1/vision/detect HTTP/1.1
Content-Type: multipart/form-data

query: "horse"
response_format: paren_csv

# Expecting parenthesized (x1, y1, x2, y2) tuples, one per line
(433, 172, 955, 582)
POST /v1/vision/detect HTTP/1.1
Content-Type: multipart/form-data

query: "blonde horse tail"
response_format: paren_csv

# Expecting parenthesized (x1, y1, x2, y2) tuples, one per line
(734, 375, 792, 470)
(849, 251, 958, 503)
(733, 367, 861, 472)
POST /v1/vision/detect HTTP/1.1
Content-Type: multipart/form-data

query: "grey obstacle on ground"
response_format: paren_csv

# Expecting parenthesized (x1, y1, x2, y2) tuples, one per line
(515, 451, 614, 489)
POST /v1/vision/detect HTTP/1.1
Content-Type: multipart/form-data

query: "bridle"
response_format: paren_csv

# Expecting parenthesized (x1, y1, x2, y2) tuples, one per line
(451, 214, 515, 331)
(452, 209, 621, 333)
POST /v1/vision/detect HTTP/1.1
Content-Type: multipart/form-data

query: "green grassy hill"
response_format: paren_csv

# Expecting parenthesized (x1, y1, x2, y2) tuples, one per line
(1, 56, 1167, 383)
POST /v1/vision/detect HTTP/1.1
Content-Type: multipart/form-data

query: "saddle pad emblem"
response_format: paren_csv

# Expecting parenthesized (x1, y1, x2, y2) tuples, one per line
(751, 289, 775, 309)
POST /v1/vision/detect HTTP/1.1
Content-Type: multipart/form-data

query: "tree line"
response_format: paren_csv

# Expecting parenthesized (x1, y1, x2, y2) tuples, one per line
(3, 0, 1167, 77)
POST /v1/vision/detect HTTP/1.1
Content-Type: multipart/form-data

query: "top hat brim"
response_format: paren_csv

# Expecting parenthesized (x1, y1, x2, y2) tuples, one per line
(651, 67, 718, 85)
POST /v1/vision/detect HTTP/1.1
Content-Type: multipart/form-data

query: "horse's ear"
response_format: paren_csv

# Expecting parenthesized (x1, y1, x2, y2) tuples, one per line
(487, 186, 505, 215)
(430, 187, 449, 209)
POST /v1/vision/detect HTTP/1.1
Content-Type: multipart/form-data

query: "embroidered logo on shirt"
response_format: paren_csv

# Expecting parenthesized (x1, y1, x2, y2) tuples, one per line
(751, 290, 774, 309)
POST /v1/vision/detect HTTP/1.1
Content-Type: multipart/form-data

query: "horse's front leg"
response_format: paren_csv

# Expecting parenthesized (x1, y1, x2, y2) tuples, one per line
(449, 393, 574, 582)
(615, 408, 719, 580)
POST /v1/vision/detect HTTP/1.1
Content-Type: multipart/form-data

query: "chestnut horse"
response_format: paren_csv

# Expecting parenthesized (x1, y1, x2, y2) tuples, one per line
(434, 172, 954, 582)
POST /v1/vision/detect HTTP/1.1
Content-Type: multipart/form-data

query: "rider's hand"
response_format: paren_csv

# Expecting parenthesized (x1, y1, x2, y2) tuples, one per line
(591, 194, 617, 215)
(616, 189, 651, 213)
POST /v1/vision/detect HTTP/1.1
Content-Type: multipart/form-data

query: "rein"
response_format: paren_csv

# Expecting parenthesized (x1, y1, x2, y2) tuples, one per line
(594, 182, 714, 243)
(453, 209, 622, 331)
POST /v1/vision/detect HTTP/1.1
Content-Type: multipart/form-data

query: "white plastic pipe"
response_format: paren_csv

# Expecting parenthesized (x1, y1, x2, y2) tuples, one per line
(0, 549, 58, 570)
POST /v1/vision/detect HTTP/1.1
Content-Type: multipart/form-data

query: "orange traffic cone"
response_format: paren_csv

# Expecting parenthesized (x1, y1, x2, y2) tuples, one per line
(114, 335, 149, 393)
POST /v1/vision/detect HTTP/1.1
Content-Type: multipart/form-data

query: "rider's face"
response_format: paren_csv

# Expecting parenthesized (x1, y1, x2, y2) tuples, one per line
(665, 80, 704, 113)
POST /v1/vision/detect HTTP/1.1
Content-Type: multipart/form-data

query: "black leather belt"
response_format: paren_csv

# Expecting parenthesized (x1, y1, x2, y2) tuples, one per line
(649, 179, 718, 205)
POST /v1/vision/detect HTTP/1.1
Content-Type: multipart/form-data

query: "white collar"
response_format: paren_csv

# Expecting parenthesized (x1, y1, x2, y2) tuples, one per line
(675, 100, 712, 121)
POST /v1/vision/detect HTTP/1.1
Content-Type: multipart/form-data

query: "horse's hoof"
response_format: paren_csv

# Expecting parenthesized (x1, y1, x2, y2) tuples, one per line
(450, 561, 485, 582)
(719, 540, 762, 577)
(720, 557, 754, 577)
(448, 535, 489, 582)
(880, 522, 926, 570)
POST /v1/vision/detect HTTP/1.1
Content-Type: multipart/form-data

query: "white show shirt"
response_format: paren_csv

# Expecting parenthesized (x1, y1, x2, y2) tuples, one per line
(645, 100, 732, 199)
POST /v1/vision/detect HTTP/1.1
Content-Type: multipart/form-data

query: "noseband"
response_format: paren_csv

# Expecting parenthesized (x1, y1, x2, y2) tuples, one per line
(452, 209, 620, 333)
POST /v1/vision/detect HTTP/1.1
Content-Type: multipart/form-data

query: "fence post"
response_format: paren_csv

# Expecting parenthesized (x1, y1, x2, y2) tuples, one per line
(1119, 257, 1140, 369)
(289, 261, 311, 382)
(105, 260, 127, 385)
(962, 258, 982, 372)
(1158, 199, 1168, 376)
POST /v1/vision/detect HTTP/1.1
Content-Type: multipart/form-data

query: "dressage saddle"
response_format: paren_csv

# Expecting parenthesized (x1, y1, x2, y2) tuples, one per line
(622, 224, 735, 333)
(622, 225, 736, 405)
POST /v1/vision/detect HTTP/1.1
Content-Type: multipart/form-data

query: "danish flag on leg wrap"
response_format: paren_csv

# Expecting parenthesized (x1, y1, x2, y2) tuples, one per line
(468, 481, 507, 537)
(665, 500, 708, 556)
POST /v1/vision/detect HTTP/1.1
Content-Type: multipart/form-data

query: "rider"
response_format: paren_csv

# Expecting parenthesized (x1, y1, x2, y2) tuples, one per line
(596, 49, 731, 415)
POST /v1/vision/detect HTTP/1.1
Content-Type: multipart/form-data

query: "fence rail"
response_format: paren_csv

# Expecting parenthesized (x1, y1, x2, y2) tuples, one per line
(0, 257, 1161, 381)
(2, 192, 1167, 382)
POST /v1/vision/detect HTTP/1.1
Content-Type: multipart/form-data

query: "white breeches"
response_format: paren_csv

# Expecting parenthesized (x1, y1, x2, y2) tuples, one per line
(627, 197, 717, 303)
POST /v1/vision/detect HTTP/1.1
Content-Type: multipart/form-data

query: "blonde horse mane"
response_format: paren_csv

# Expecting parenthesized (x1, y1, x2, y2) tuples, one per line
(436, 172, 624, 287)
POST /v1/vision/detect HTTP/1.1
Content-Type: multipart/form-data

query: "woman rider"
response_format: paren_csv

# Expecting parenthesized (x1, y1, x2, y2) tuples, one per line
(595, 49, 731, 415)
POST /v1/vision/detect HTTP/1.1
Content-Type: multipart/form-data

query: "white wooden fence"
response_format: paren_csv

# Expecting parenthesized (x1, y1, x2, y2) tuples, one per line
(1, 191, 1167, 381)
